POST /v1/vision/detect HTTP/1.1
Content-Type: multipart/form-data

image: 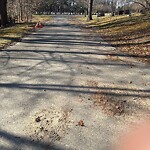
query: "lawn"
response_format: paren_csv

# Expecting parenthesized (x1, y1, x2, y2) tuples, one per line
(0, 15, 51, 49)
(78, 13, 150, 63)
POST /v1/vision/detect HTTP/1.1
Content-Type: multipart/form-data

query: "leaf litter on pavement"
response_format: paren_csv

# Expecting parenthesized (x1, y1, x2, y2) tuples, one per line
(26, 106, 72, 143)
(86, 80, 126, 116)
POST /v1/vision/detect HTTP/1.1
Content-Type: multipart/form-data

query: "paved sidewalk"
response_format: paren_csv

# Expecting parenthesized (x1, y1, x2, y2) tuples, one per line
(0, 15, 149, 150)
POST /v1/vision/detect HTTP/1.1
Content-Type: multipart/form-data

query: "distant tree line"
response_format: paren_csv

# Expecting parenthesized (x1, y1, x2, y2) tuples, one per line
(0, 0, 150, 27)
(0, 0, 89, 27)
(0, 0, 35, 26)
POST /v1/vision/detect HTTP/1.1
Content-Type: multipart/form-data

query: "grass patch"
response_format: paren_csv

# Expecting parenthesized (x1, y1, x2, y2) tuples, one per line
(32, 15, 52, 23)
(0, 15, 51, 49)
(0, 23, 34, 48)
(78, 14, 150, 63)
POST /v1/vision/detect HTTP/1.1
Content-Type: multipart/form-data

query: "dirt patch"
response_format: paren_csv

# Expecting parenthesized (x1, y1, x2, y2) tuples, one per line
(87, 80, 126, 116)
(86, 80, 150, 118)
(87, 80, 98, 87)
(91, 92, 125, 116)
(26, 106, 72, 143)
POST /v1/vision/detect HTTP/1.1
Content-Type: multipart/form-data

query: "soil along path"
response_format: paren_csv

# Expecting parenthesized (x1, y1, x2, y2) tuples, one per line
(0, 16, 150, 150)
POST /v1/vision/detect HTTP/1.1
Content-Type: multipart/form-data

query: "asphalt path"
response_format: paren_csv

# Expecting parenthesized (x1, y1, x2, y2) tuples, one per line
(0, 15, 149, 150)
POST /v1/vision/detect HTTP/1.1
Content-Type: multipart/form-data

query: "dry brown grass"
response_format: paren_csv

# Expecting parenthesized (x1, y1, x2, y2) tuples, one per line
(0, 15, 51, 49)
(78, 14, 150, 63)
(32, 15, 52, 23)
(0, 23, 34, 48)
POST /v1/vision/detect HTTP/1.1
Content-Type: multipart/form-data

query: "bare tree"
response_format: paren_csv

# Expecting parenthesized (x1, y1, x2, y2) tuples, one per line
(93, 0, 111, 13)
(132, 0, 150, 11)
(88, 0, 94, 20)
(7, 0, 37, 23)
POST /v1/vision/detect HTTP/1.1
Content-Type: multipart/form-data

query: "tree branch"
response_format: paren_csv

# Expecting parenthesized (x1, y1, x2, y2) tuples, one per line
(132, 1, 147, 9)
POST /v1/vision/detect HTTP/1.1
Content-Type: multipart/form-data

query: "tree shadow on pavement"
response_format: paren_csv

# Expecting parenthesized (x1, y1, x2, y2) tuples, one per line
(0, 129, 65, 150)
(0, 83, 149, 98)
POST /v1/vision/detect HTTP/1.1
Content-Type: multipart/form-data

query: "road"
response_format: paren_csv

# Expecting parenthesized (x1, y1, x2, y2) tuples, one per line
(0, 15, 150, 150)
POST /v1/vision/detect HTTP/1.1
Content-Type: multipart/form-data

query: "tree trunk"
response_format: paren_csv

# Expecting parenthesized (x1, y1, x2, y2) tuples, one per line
(87, 0, 93, 20)
(0, 0, 8, 27)
(111, 0, 115, 16)
(0, 0, 1, 26)
(133, 1, 150, 13)
(145, 0, 150, 11)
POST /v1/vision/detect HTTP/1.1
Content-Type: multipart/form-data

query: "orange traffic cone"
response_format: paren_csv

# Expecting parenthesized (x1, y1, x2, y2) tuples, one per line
(35, 21, 43, 28)
(39, 24, 43, 28)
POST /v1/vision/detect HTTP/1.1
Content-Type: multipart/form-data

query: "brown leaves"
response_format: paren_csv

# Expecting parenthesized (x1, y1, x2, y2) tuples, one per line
(80, 14, 150, 64)
(76, 120, 85, 127)
(91, 93, 125, 116)
(35, 116, 41, 123)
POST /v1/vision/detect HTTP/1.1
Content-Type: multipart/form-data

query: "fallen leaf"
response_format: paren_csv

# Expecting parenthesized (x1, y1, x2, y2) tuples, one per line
(35, 116, 41, 122)
(77, 120, 85, 126)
